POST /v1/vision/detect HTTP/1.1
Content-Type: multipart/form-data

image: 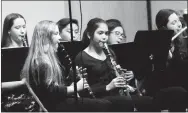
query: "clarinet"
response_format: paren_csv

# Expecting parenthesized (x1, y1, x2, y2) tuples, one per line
(102, 42, 138, 111)
(21, 37, 28, 47)
(58, 43, 72, 68)
(102, 42, 130, 96)
(58, 43, 96, 98)
(83, 77, 96, 98)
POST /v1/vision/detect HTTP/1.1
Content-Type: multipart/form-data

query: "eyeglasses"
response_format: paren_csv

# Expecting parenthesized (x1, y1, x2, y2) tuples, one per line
(110, 31, 126, 38)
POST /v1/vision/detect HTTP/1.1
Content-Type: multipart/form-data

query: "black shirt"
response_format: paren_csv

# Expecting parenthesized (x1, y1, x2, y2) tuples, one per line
(29, 58, 67, 111)
(75, 51, 120, 98)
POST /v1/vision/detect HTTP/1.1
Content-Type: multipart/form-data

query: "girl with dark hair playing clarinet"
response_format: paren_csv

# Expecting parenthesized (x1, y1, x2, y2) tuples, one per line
(76, 17, 157, 112)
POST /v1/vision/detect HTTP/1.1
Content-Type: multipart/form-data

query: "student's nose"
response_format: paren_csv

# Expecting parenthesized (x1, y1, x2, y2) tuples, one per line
(74, 33, 80, 41)
(20, 27, 25, 34)
(72, 32, 76, 39)
(102, 34, 108, 42)
(57, 35, 61, 43)
(119, 35, 123, 40)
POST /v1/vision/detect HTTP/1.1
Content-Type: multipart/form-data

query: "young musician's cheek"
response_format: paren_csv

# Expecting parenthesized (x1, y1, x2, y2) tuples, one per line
(10, 29, 21, 41)
(23, 29, 27, 35)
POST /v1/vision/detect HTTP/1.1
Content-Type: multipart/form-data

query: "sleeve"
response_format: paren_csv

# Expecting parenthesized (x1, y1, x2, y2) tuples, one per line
(91, 84, 109, 97)
(75, 52, 83, 67)
(77, 77, 109, 98)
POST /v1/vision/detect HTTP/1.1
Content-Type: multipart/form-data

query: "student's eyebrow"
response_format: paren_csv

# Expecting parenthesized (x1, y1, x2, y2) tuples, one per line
(14, 25, 21, 28)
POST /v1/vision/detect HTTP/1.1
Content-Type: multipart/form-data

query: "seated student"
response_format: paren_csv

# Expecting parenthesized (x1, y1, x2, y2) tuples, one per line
(155, 9, 188, 89)
(1, 13, 29, 48)
(1, 13, 37, 112)
(145, 9, 188, 111)
(21, 20, 111, 112)
(75, 17, 157, 112)
(106, 19, 126, 44)
(57, 18, 80, 41)
(56, 18, 82, 81)
(106, 19, 146, 96)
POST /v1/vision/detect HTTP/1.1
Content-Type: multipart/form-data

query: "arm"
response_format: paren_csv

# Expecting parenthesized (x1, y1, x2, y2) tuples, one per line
(37, 61, 87, 97)
(34, 62, 68, 98)
(67, 78, 88, 95)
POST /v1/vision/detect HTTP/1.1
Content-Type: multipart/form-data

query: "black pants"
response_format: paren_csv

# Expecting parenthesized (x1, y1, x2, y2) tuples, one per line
(144, 70, 188, 111)
(55, 97, 111, 112)
(153, 86, 188, 112)
(103, 96, 134, 112)
(103, 95, 155, 112)
(131, 95, 158, 112)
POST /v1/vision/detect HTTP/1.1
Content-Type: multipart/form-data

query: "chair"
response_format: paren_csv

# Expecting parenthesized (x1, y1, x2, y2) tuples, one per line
(1, 79, 48, 112)
(24, 79, 48, 112)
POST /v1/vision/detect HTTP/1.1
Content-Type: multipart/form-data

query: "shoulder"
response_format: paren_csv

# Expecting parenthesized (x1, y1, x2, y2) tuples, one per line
(75, 49, 95, 65)
(75, 51, 86, 62)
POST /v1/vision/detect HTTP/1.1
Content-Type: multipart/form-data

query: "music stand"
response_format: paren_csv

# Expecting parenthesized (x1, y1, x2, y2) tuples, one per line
(183, 14, 188, 34)
(134, 30, 174, 70)
(58, 41, 84, 60)
(109, 42, 152, 80)
(1, 47, 29, 82)
(57, 41, 84, 80)
(109, 42, 150, 70)
(183, 14, 187, 24)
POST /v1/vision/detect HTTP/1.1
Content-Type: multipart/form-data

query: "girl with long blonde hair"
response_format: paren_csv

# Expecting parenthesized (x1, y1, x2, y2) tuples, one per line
(21, 20, 111, 112)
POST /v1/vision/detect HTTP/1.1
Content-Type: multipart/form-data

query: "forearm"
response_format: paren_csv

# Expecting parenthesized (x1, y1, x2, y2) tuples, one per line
(91, 84, 109, 95)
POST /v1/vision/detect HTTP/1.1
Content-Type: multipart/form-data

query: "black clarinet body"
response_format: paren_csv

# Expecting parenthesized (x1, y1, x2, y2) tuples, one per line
(58, 43, 96, 98)
(21, 37, 28, 47)
(102, 42, 130, 96)
(84, 79, 96, 98)
(102, 42, 138, 111)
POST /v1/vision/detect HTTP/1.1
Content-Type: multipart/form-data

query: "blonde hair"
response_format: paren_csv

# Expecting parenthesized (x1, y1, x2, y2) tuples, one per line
(21, 20, 63, 87)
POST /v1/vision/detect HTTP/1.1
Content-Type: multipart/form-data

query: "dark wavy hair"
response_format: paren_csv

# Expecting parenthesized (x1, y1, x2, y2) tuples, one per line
(155, 9, 177, 30)
(82, 17, 106, 48)
(106, 19, 125, 33)
(57, 18, 79, 33)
